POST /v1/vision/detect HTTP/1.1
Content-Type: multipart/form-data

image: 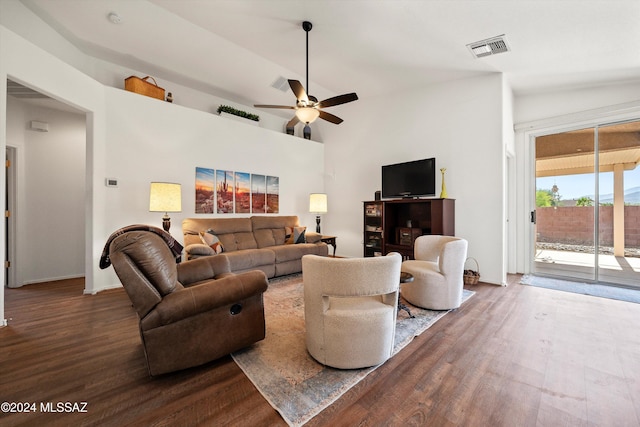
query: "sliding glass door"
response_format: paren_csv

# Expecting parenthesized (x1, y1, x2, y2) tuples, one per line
(596, 121, 640, 286)
(533, 119, 640, 287)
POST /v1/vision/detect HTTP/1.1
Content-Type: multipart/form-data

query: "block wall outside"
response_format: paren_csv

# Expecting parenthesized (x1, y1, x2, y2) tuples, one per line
(536, 206, 640, 247)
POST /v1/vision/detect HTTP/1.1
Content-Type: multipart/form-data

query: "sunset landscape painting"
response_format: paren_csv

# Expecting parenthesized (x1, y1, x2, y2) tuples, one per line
(195, 167, 214, 213)
(251, 174, 266, 213)
(235, 172, 251, 213)
(266, 175, 279, 213)
(216, 170, 234, 214)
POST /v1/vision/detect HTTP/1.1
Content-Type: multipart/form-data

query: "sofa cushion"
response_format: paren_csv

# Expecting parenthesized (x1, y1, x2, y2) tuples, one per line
(185, 244, 215, 257)
(252, 216, 299, 247)
(285, 226, 307, 244)
(183, 218, 253, 248)
(251, 215, 300, 230)
(199, 230, 224, 254)
(223, 249, 275, 271)
(270, 243, 325, 263)
(228, 232, 258, 251)
(254, 228, 278, 248)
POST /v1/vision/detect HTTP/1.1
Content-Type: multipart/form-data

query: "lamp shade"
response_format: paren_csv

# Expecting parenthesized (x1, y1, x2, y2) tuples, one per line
(149, 182, 182, 212)
(309, 193, 328, 213)
(295, 107, 320, 124)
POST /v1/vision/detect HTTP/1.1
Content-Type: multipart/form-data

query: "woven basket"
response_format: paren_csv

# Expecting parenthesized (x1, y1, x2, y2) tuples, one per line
(463, 257, 480, 285)
(124, 75, 165, 100)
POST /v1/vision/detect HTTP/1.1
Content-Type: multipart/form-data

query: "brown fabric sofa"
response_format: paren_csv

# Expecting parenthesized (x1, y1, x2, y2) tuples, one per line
(182, 216, 328, 278)
(105, 229, 268, 376)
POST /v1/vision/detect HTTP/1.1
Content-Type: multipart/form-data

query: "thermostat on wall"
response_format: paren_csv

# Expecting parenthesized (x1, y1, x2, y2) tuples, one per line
(105, 178, 118, 187)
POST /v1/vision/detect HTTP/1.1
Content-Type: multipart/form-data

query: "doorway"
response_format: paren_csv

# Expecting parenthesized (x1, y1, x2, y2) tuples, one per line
(5, 147, 16, 288)
(5, 80, 86, 289)
(533, 119, 640, 287)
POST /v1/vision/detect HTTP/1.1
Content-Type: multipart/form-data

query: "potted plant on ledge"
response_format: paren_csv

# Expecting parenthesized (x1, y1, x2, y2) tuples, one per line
(217, 105, 260, 125)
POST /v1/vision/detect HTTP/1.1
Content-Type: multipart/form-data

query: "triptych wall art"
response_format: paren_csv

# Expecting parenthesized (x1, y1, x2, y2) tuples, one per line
(195, 167, 279, 214)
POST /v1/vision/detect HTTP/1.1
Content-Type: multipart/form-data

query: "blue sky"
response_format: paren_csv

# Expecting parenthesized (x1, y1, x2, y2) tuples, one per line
(537, 167, 640, 199)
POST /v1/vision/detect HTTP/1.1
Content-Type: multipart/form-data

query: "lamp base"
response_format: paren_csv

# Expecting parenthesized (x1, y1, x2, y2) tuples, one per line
(162, 214, 171, 232)
(316, 215, 321, 234)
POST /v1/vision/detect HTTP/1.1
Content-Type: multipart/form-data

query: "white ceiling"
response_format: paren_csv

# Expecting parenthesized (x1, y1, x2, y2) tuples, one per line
(18, 0, 640, 114)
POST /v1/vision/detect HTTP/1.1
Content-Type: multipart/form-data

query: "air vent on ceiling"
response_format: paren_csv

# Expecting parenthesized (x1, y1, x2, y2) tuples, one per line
(467, 35, 510, 58)
(270, 76, 290, 92)
(6, 79, 50, 99)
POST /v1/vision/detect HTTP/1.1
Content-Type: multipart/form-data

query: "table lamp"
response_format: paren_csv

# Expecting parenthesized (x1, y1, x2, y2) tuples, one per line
(149, 182, 182, 232)
(309, 193, 327, 234)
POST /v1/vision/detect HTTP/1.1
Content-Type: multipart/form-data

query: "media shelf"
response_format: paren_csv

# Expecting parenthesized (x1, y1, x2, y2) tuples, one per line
(363, 201, 384, 257)
(363, 198, 454, 259)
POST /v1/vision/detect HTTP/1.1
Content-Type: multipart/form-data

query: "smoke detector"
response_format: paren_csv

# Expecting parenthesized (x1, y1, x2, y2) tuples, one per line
(467, 35, 510, 58)
(108, 12, 122, 24)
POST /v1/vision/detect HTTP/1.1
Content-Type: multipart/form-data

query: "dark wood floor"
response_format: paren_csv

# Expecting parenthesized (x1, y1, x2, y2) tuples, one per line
(2, 275, 639, 426)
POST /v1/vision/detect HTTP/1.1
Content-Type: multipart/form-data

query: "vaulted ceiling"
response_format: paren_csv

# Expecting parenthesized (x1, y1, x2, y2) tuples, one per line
(16, 0, 640, 116)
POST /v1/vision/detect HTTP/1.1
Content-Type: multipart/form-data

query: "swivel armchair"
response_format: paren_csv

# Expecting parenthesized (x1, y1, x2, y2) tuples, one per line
(401, 235, 468, 310)
(302, 253, 402, 369)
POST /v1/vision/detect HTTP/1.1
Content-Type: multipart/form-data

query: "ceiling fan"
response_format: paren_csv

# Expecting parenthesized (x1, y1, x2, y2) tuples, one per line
(254, 21, 358, 137)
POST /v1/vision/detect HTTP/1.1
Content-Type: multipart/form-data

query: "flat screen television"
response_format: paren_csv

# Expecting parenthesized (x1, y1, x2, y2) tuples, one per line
(381, 158, 436, 199)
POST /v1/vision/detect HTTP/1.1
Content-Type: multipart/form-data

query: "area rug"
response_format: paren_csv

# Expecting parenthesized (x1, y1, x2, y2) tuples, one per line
(231, 273, 474, 426)
(520, 274, 640, 304)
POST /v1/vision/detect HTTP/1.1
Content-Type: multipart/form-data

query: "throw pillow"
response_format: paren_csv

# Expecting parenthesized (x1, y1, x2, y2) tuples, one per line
(199, 229, 224, 254)
(285, 226, 307, 244)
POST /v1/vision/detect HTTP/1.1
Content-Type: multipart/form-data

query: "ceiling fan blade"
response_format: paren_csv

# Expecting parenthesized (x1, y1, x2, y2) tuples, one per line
(288, 80, 309, 103)
(253, 104, 295, 109)
(318, 92, 358, 108)
(253, 104, 295, 110)
(286, 116, 300, 128)
(319, 110, 344, 125)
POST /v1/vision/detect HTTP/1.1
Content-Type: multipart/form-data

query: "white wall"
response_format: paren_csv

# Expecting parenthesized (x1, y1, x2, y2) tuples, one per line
(6, 97, 86, 286)
(322, 73, 508, 285)
(0, 23, 325, 332)
(1, 24, 107, 325)
(513, 81, 640, 274)
(99, 86, 325, 289)
(502, 78, 515, 279)
(514, 82, 640, 124)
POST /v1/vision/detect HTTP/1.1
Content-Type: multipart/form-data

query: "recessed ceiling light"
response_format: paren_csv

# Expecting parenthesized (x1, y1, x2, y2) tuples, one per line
(108, 12, 122, 24)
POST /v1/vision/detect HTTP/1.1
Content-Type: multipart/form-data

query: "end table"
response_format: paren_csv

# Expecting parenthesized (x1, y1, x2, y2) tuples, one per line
(320, 235, 337, 257)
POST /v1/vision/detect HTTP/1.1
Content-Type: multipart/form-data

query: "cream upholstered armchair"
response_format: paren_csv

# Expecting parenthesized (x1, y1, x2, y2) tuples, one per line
(302, 253, 402, 369)
(400, 235, 468, 310)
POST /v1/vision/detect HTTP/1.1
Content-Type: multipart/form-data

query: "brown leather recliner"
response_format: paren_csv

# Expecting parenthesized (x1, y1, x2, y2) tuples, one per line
(105, 229, 268, 376)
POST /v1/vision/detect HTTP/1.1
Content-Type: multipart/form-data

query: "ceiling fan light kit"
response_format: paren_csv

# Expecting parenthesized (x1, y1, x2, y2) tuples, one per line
(295, 107, 320, 124)
(254, 21, 358, 134)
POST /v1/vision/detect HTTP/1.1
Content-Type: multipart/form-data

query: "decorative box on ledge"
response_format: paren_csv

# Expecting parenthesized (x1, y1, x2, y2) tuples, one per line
(124, 76, 165, 100)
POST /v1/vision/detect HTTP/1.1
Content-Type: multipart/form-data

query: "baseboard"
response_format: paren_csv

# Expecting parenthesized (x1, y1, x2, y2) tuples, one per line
(22, 274, 84, 286)
(84, 283, 122, 295)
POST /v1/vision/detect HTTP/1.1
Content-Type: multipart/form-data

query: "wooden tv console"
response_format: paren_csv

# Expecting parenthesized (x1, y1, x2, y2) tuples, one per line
(363, 198, 454, 260)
